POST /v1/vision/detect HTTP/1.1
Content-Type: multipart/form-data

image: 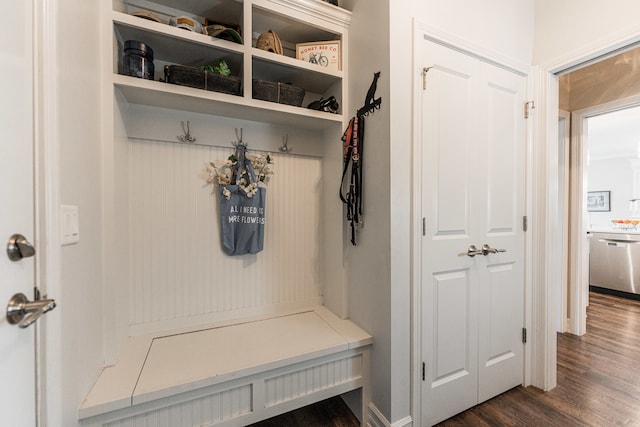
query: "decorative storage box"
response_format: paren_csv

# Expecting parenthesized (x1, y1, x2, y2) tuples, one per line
(164, 65, 241, 96)
(252, 80, 305, 106)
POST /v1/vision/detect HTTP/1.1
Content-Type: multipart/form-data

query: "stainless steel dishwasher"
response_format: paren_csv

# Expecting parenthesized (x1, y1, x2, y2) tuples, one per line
(589, 232, 640, 295)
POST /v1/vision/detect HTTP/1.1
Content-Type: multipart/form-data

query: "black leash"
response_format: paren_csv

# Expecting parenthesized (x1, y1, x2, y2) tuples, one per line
(340, 117, 359, 245)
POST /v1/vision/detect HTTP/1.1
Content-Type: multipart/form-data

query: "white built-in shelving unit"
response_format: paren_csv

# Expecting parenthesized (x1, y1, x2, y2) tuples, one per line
(82, 1, 369, 426)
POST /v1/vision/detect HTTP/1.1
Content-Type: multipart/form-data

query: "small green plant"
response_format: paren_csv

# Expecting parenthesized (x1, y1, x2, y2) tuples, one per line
(200, 60, 231, 77)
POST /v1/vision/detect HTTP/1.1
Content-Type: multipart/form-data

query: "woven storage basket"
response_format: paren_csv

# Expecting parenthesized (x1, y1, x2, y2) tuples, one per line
(252, 80, 305, 106)
(165, 65, 241, 96)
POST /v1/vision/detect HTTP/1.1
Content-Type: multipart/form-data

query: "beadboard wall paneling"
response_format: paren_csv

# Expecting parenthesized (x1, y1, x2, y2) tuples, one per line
(102, 385, 252, 427)
(128, 140, 323, 333)
(265, 354, 363, 407)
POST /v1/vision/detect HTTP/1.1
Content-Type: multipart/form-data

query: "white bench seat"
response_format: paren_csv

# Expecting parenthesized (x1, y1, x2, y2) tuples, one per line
(79, 306, 372, 427)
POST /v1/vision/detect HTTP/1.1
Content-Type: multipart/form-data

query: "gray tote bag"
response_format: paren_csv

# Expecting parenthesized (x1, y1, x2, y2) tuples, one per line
(219, 145, 266, 256)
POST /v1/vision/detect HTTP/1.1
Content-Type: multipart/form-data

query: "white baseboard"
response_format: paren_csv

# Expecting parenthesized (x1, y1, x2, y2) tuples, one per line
(366, 403, 413, 427)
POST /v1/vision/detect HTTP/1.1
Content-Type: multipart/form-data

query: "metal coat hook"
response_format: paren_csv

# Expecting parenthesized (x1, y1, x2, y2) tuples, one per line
(279, 134, 291, 153)
(177, 121, 196, 143)
(232, 128, 247, 147)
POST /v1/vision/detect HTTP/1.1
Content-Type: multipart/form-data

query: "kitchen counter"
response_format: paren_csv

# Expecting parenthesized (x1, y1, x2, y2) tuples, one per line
(588, 228, 640, 235)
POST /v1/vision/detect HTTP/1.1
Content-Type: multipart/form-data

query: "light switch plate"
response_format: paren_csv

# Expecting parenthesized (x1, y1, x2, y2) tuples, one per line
(61, 205, 80, 245)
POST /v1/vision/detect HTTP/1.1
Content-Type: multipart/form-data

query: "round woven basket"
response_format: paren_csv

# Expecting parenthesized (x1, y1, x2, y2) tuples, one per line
(256, 30, 283, 55)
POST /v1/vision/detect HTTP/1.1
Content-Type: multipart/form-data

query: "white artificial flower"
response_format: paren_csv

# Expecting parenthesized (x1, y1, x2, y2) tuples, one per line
(222, 187, 231, 200)
(207, 151, 273, 198)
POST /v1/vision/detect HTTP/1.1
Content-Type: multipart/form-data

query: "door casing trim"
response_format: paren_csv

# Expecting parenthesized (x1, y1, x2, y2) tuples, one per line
(35, 0, 62, 424)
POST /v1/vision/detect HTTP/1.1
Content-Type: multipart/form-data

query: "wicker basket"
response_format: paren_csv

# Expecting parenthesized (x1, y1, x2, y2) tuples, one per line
(252, 80, 305, 106)
(165, 65, 241, 96)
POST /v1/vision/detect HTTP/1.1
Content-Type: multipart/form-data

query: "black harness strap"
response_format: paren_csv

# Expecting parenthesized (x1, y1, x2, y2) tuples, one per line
(340, 116, 365, 245)
(339, 72, 381, 246)
(340, 118, 354, 205)
(356, 115, 365, 223)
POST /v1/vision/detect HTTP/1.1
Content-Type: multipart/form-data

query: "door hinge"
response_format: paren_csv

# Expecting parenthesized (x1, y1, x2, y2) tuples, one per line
(524, 101, 535, 119)
(422, 66, 433, 90)
(422, 217, 426, 236)
(422, 362, 426, 381)
(522, 327, 527, 344)
(523, 215, 528, 232)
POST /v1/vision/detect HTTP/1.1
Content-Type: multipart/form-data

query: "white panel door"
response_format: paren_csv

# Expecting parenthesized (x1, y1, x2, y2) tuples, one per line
(420, 41, 480, 424)
(0, 0, 37, 424)
(420, 40, 526, 426)
(477, 64, 525, 403)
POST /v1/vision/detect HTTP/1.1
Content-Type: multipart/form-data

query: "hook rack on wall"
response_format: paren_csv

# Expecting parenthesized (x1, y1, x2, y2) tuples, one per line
(127, 111, 322, 156)
(177, 121, 196, 143)
(356, 71, 382, 117)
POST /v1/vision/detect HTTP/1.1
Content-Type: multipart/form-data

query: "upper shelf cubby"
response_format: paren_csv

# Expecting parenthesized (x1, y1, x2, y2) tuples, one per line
(110, 0, 351, 130)
(252, 4, 340, 49)
(113, 0, 244, 28)
(113, 12, 244, 74)
(251, 0, 351, 35)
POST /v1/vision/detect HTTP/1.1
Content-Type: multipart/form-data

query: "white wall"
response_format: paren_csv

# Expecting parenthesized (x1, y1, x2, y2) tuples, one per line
(588, 158, 637, 228)
(53, 0, 105, 425)
(340, 0, 394, 420)
(534, 0, 640, 67)
(410, 0, 534, 67)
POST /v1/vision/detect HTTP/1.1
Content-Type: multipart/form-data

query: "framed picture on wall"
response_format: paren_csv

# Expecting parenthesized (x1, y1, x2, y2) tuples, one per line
(587, 191, 611, 212)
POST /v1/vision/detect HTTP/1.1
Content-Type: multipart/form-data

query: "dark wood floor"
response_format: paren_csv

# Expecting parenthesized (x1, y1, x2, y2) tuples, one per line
(249, 292, 640, 426)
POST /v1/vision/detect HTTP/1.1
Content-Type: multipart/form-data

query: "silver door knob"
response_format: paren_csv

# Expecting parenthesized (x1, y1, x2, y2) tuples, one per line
(6, 293, 56, 328)
(482, 244, 507, 255)
(7, 234, 35, 261)
(466, 245, 484, 257)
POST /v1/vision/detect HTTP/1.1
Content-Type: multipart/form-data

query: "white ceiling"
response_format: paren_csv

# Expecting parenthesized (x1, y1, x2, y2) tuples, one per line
(588, 104, 640, 160)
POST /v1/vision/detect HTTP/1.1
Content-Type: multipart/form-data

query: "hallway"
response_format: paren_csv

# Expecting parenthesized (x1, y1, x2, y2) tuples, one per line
(438, 292, 640, 426)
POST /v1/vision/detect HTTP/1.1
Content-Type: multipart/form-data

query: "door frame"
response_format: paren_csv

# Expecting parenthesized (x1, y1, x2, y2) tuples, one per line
(567, 95, 640, 336)
(411, 20, 533, 425)
(557, 110, 570, 333)
(34, 0, 63, 424)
